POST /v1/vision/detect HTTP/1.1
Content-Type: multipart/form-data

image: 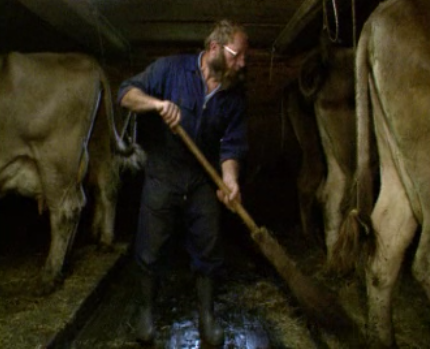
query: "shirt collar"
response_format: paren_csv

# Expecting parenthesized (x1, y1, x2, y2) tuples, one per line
(197, 51, 222, 95)
(197, 51, 204, 71)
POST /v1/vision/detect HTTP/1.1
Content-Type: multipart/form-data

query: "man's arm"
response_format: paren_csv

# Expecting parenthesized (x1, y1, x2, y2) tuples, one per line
(120, 87, 181, 128)
(217, 159, 241, 211)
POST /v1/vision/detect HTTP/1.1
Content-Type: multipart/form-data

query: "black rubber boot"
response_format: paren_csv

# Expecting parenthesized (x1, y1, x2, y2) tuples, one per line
(196, 275, 224, 346)
(136, 269, 156, 344)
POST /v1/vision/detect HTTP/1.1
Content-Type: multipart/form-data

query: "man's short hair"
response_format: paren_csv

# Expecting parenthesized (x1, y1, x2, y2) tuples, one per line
(204, 20, 247, 50)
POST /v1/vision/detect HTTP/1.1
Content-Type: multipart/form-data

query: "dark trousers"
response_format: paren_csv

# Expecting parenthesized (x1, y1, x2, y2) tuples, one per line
(134, 171, 224, 276)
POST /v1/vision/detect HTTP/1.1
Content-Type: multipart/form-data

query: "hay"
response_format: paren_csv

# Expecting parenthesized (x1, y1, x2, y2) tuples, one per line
(0, 243, 127, 349)
(237, 280, 318, 348)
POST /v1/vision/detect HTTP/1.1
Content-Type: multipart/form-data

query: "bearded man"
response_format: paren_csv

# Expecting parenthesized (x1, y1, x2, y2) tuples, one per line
(117, 20, 249, 346)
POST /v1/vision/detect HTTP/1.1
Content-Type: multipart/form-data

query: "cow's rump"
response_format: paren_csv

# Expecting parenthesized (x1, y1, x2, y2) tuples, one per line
(334, 0, 430, 347)
(0, 52, 145, 294)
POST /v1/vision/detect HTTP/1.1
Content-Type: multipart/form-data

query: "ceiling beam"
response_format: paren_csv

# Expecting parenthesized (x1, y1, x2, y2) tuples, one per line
(272, 0, 321, 54)
(16, 0, 130, 56)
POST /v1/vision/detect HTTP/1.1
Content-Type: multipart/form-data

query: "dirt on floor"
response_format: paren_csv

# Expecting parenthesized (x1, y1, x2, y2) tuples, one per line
(0, 241, 126, 349)
(0, 195, 129, 349)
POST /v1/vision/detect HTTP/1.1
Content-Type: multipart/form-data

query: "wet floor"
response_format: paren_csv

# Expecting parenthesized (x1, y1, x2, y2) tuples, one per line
(66, 232, 286, 349)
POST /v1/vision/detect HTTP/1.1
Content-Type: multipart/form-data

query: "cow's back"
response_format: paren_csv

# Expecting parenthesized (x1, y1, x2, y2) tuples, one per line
(0, 52, 100, 138)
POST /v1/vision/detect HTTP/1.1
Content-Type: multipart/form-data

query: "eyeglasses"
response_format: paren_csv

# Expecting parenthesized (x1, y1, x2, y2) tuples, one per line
(223, 45, 238, 58)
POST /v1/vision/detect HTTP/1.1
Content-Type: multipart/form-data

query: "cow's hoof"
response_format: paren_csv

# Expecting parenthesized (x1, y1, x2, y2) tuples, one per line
(97, 243, 115, 253)
(368, 338, 399, 349)
(34, 276, 64, 296)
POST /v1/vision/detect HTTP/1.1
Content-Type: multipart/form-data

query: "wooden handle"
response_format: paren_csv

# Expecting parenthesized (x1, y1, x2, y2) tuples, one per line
(174, 125, 259, 232)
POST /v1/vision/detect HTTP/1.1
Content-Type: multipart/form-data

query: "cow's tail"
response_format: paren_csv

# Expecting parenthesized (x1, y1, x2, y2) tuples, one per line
(100, 69, 146, 173)
(330, 24, 376, 275)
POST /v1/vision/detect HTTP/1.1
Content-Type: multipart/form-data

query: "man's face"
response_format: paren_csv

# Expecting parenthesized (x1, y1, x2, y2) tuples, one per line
(208, 31, 248, 88)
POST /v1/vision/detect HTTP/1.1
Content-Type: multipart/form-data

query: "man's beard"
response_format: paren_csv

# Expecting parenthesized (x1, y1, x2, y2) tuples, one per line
(208, 51, 245, 89)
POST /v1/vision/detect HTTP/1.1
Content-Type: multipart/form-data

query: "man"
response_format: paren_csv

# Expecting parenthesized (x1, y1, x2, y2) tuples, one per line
(117, 19, 249, 346)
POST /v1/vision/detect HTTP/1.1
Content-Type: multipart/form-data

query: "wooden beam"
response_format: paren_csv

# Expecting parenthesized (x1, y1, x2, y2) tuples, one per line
(272, 0, 322, 54)
(16, 0, 129, 55)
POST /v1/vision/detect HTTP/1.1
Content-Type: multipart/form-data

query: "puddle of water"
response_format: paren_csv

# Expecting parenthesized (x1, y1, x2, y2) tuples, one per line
(158, 314, 271, 349)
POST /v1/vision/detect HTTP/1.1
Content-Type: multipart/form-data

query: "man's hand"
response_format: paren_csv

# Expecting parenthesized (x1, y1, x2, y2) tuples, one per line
(217, 177, 241, 212)
(217, 159, 241, 212)
(155, 100, 181, 128)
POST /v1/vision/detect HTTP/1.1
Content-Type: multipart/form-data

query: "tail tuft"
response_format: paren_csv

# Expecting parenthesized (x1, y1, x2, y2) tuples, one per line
(328, 209, 363, 275)
(116, 142, 146, 174)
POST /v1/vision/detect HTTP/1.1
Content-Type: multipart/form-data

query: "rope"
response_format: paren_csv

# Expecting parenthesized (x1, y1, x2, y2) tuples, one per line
(351, 0, 359, 209)
(90, 3, 106, 65)
(323, 0, 340, 43)
(86, 1, 137, 145)
(280, 88, 286, 154)
(352, 0, 357, 51)
(86, 0, 133, 68)
(269, 46, 275, 84)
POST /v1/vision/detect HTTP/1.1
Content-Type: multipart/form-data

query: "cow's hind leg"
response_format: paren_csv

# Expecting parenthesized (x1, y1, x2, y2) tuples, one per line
(91, 184, 117, 248)
(39, 186, 85, 295)
(366, 168, 417, 348)
(411, 222, 430, 300)
(296, 160, 324, 245)
(90, 161, 119, 247)
(320, 153, 347, 267)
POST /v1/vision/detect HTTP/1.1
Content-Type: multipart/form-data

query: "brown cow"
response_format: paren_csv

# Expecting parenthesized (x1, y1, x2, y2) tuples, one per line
(289, 43, 356, 266)
(0, 52, 145, 294)
(334, 0, 430, 346)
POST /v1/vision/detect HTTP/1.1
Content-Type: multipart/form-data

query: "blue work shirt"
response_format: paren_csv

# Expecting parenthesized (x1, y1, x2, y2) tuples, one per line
(117, 53, 248, 180)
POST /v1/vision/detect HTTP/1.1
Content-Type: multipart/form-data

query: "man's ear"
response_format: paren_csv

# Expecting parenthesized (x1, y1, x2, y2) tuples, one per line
(209, 40, 219, 52)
